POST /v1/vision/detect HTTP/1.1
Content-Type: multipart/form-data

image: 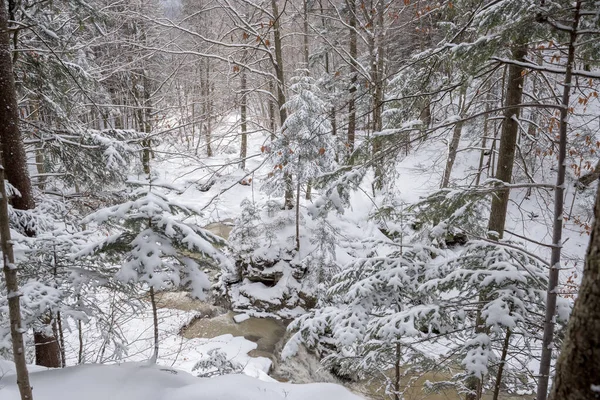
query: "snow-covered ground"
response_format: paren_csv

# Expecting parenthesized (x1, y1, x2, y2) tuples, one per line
(55, 291, 273, 380)
(0, 362, 362, 400)
(1, 111, 592, 399)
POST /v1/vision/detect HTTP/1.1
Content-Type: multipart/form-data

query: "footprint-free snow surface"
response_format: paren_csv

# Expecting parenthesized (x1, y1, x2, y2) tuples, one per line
(0, 362, 363, 400)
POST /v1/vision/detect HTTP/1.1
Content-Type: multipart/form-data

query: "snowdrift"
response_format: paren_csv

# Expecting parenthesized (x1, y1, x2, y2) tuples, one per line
(0, 362, 363, 400)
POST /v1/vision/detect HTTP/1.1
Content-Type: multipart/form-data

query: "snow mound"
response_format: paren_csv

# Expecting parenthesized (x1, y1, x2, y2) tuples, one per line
(0, 363, 363, 400)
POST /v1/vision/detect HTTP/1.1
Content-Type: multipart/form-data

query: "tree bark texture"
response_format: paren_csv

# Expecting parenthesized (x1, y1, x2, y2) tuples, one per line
(468, 45, 527, 400)
(371, 0, 385, 191)
(0, 166, 34, 400)
(346, 0, 357, 154)
(240, 66, 248, 170)
(537, 3, 581, 399)
(441, 121, 464, 188)
(549, 180, 600, 400)
(487, 45, 527, 239)
(0, 0, 34, 212)
(1, 0, 61, 369)
(271, 0, 293, 209)
(0, 3, 34, 396)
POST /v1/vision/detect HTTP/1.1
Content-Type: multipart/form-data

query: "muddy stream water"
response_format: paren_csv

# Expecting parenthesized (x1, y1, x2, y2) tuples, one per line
(155, 222, 531, 400)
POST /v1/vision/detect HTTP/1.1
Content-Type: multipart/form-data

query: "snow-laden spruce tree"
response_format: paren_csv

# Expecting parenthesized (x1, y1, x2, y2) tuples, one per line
(263, 73, 337, 204)
(406, 189, 570, 397)
(77, 176, 230, 361)
(283, 185, 571, 398)
(224, 74, 341, 316)
(225, 199, 308, 316)
(0, 192, 136, 366)
(283, 244, 442, 396)
(422, 240, 569, 397)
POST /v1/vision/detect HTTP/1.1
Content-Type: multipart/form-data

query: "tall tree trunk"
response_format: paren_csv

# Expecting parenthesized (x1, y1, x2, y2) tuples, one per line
(0, 0, 60, 368)
(0, 167, 34, 400)
(475, 87, 493, 186)
(149, 286, 159, 364)
(33, 98, 47, 191)
(465, 45, 527, 400)
(394, 342, 401, 400)
(142, 72, 153, 175)
(549, 173, 600, 400)
(441, 121, 464, 188)
(271, 0, 293, 209)
(205, 62, 213, 157)
(346, 0, 357, 155)
(240, 65, 248, 169)
(371, 0, 385, 191)
(537, 3, 581, 399)
(492, 328, 512, 400)
(0, 3, 35, 397)
(303, 0, 309, 70)
(302, 0, 312, 200)
(0, 29, 34, 211)
(441, 84, 469, 188)
(487, 45, 527, 240)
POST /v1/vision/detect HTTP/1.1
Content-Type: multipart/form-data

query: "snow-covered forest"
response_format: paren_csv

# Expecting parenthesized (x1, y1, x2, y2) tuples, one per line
(0, 0, 599, 399)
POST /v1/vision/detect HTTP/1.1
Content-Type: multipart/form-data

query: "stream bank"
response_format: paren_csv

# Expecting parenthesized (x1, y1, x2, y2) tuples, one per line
(155, 222, 532, 399)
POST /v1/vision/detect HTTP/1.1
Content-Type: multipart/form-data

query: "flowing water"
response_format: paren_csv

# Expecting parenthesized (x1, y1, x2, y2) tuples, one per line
(160, 222, 532, 399)
(159, 291, 530, 400)
(181, 311, 287, 360)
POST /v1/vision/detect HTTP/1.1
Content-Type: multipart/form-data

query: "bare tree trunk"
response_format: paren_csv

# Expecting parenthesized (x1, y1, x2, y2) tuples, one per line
(537, 3, 581, 399)
(31, 97, 47, 191)
(78, 296, 84, 364)
(296, 178, 301, 251)
(303, 0, 313, 201)
(394, 342, 401, 400)
(206, 64, 214, 157)
(371, 0, 385, 191)
(346, 0, 357, 155)
(142, 72, 153, 175)
(56, 311, 66, 368)
(176, 80, 186, 148)
(0, 166, 34, 400)
(271, 0, 293, 209)
(549, 173, 600, 400)
(268, 78, 276, 140)
(0, 20, 34, 392)
(149, 286, 159, 364)
(441, 121, 464, 188)
(419, 100, 431, 130)
(303, 0, 309, 70)
(0, 20, 34, 212)
(442, 84, 470, 188)
(487, 45, 527, 240)
(1, 0, 61, 369)
(475, 90, 492, 186)
(240, 65, 248, 169)
(465, 45, 527, 400)
(0, 14, 35, 381)
(492, 328, 512, 400)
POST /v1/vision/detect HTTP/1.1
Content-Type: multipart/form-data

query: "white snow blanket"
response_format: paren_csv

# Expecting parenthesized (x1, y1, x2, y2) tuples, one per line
(0, 362, 363, 400)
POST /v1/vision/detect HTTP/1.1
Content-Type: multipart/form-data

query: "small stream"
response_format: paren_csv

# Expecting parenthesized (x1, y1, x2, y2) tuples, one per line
(158, 290, 531, 400)
(159, 223, 532, 399)
(181, 311, 287, 361)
